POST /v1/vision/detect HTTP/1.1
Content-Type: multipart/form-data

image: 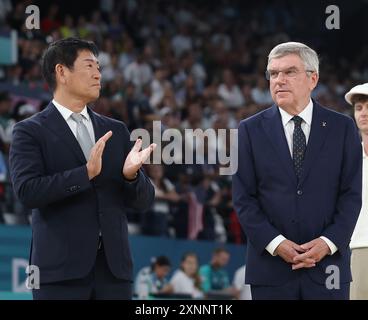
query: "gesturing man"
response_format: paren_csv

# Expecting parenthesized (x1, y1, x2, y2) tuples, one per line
(9, 38, 156, 300)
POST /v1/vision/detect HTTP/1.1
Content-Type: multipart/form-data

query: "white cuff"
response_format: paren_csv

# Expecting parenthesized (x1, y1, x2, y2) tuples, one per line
(266, 235, 286, 256)
(320, 236, 338, 255)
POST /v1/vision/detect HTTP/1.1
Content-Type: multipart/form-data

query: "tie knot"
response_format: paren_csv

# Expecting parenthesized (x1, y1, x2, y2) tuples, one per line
(70, 113, 84, 123)
(292, 115, 303, 127)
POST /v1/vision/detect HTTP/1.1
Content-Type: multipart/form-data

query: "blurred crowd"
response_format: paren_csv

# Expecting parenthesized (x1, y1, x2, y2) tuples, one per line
(134, 247, 252, 300)
(0, 0, 366, 243)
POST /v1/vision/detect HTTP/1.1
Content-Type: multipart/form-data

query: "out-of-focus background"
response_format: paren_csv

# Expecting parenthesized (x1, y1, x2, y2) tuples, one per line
(0, 0, 366, 299)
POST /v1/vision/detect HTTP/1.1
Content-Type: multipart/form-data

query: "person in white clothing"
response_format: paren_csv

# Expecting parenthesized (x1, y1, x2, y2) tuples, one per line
(169, 252, 204, 298)
(232, 265, 252, 300)
(345, 83, 368, 299)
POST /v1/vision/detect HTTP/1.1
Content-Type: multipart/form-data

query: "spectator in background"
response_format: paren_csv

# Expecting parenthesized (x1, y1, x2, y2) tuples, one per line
(345, 83, 368, 300)
(149, 66, 170, 110)
(232, 265, 252, 300)
(251, 75, 273, 106)
(0, 0, 12, 25)
(142, 164, 183, 237)
(171, 24, 193, 58)
(0, 91, 13, 150)
(124, 53, 153, 93)
(60, 15, 77, 39)
(3, 102, 38, 148)
(199, 247, 235, 297)
(169, 252, 204, 298)
(0, 148, 7, 224)
(41, 4, 61, 34)
(134, 255, 172, 299)
(217, 69, 245, 109)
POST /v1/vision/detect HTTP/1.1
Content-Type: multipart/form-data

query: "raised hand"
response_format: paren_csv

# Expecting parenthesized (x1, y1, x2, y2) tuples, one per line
(86, 131, 113, 180)
(122, 139, 157, 180)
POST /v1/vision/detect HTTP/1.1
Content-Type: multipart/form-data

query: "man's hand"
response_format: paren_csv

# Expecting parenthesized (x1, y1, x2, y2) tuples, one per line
(292, 238, 330, 270)
(275, 239, 315, 266)
(86, 131, 113, 180)
(122, 139, 157, 180)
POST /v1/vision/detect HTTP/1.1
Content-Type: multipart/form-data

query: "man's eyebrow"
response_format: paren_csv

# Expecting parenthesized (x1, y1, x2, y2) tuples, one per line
(83, 58, 100, 65)
(269, 66, 298, 71)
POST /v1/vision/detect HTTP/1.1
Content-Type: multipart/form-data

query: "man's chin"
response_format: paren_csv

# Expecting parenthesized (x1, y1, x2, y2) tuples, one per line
(88, 93, 100, 102)
(275, 98, 291, 109)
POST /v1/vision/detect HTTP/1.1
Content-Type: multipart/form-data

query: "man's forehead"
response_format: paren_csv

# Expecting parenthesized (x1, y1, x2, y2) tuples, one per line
(269, 54, 303, 69)
(77, 50, 99, 62)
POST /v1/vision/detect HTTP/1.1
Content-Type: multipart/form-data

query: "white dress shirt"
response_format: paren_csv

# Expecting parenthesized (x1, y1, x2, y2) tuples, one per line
(350, 143, 368, 249)
(53, 100, 100, 237)
(52, 99, 96, 144)
(265, 99, 338, 256)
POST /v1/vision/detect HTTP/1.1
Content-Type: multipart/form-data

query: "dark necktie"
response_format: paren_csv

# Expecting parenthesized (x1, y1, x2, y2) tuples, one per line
(292, 116, 306, 180)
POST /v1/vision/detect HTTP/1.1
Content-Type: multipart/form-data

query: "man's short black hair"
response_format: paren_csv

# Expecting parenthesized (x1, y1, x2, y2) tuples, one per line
(152, 256, 171, 267)
(41, 37, 99, 91)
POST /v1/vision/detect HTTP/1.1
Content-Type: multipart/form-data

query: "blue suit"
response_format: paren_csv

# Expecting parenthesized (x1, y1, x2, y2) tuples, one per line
(9, 103, 154, 288)
(232, 101, 362, 299)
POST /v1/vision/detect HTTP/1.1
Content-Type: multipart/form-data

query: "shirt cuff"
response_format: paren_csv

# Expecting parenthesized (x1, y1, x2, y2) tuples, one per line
(266, 235, 286, 256)
(123, 171, 139, 184)
(320, 236, 338, 255)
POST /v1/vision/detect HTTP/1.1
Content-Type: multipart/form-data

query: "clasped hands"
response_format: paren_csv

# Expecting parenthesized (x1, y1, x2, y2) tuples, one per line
(86, 131, 157, 180)
(275, 238, 330, 270)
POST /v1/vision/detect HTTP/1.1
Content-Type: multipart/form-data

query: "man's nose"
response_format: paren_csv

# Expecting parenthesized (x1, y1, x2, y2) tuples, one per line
(275, 71, 287, 82)
(94, 70, 101, 80)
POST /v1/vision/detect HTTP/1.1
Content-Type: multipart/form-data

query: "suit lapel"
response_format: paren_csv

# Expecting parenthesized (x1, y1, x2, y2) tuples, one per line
(298, 102, 331, 186)
(41, 103, 98, 164)
(87, 106, 104, 142)
(262, 105, 298, 185)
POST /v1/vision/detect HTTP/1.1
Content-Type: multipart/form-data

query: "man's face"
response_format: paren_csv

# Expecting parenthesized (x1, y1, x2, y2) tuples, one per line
(268, 54, 318, 112)
(58, 50, 101, 103)
(354, 100, 368, 134)
(155, 265, 170, 279)
(214, 252, 230, 268)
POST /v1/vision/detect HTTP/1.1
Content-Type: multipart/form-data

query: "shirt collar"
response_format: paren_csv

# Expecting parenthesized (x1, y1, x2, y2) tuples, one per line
(52, 99, 90, 122)
(363, 143, 367, 159)
(278, 99, 313, 127)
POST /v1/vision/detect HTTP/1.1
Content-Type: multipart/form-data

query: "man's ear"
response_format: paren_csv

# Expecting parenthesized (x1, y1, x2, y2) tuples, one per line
(55, 64, 67, 85)
(310, 72, 319, 91)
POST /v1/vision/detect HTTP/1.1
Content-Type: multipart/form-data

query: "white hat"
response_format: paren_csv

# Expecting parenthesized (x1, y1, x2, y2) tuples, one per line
(345, 83, 368, 105)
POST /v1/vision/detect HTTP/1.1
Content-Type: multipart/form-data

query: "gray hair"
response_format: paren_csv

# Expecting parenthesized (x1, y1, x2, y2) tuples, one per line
(267, 42, 319, 74)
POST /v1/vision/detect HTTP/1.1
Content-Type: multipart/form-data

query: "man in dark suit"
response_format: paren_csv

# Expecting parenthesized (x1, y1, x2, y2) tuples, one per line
(232, 42, 362, 299)
(9, 38, 156, 299)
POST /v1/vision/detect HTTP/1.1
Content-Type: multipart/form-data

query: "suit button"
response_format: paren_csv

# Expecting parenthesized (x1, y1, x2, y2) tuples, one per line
(297, 190, 303, 195)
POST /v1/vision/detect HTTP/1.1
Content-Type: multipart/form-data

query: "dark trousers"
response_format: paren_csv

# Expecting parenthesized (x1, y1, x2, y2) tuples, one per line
(251, 271, 349, 300)
(32, 240, 132, 300)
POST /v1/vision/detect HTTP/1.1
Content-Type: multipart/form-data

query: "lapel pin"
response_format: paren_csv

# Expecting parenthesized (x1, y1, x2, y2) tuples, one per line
(322, 121, 327, 127)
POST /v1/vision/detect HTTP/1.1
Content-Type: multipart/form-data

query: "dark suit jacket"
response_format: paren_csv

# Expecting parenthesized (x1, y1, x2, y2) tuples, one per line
(232, 101, 362, 286)
(9, 103, 155, 284)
